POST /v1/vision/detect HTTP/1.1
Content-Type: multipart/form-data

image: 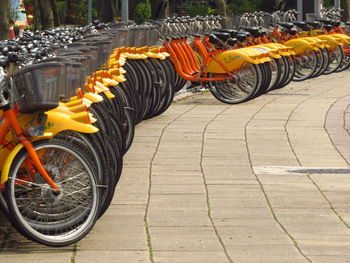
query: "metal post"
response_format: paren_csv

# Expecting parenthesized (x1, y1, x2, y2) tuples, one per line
(314, 0, 321, 15)
(297, 0, 303, 21)
(121, 0, 128, 22)
(335, 0, 341, 9)
(88, 0, 92, 24)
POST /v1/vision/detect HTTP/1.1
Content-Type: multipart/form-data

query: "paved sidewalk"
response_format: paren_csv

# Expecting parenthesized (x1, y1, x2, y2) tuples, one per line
(1, 71, 350, 263)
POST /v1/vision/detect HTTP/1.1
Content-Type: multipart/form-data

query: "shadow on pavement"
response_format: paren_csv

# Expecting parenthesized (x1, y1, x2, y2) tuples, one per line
(0, 210, 72, 254)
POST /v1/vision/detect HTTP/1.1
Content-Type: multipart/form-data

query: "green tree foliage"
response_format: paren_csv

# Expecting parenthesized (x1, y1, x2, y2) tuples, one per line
(323, 0, 334, 8)
(228, 0, 262, 15)
(186, 3, 216, 17)
(135, 0, 151, 24)
(228, 0, 297, 14)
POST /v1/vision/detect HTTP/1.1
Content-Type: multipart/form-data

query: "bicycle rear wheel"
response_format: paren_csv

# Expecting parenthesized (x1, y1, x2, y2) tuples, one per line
(5, 139, 100, 247)
(324, 45, 344, 75)
(293, 50, 318, 81)
(207, 63, 260, 104)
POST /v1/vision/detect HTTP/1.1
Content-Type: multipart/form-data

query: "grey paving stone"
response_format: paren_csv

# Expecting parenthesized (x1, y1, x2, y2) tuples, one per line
(148, 194, 207, 211)
(308, 255, 350, 263)
(0, 253, 73, 263)
(210, 197, 268, 208)
(226, 244, 308, 263)
(75, 250, 149, 263)
(268, 196, 330, 209)
(211, 207, 274, 219)
(153, 251, 229, 263)
(151, 184, 205, 195)
(149, 226, 223, 251)
(148, 210, 211, 227)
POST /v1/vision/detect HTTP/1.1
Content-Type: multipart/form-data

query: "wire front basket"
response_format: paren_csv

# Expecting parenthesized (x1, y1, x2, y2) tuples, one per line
(14, 62, 64, 113)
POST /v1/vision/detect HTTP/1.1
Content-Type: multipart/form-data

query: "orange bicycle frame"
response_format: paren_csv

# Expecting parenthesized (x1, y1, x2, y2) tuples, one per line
(0, 108, 59, 191)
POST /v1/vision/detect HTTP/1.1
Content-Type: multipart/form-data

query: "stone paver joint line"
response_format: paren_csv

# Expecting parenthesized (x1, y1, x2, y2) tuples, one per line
(144, 105, 198, 263)
(246, 90, 313, 263)
(284, 86, 350, 232)
(201, 105, 234, 263)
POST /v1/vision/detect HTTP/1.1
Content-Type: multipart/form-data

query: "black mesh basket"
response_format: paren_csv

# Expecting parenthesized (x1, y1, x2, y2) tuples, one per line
(135, 27, 149, 47)
(150, 25, 160, 46)
(128, 28, 137, 46)
(14, 62, 64, 113)
(117, 28, 129, 47)
(69, 56, 90, 90)
(34, 57, 70, 101)
(65, 63, 83, 99)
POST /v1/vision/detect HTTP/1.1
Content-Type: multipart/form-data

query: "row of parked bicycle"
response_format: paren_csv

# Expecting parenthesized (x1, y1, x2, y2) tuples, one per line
(154, 13, 350, 104)
(0, 21, 185, 246)
(1, 10, 350, 247)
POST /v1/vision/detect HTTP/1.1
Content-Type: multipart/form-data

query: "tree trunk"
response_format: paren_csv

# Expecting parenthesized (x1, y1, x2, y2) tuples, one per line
(151, 0, 169, 19)
(0, 0, 10, 40)
(50, 0, 60, 26)
(66, 0, 75, 24)
(129, 0, 140, 20)
(98, 0, 117, 22)
(33, 0, 42, 31)
(341, 0, 349, 21)
(214, 0, 228, 28)
(39, 0, 55, 29)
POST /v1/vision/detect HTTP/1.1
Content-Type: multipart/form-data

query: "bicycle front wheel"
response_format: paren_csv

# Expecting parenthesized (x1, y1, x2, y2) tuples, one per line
(5, 140, 100, 247)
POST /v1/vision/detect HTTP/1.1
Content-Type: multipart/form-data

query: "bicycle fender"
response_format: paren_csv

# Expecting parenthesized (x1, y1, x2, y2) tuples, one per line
(44, 111, 99, 135)
(316, 35, 342, 48)
(145, 52, 164, 59)
(301, 37, 325, 48)
(206, 49, 259, 73)
(331, 34, 350, 44)
(254, 45, 281, 59)
(284, 39, 314, 54)
(1, 143, 24, 184)
(263, 43, 292, 56)
(161, 52, 170, 58)
(271, 43, 296, 55)
(84, 92, 104, 103)
(243, 48, 271, 63)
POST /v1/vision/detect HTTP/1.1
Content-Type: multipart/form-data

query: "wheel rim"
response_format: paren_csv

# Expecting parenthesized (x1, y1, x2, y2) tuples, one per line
(7, 143, 99, 243)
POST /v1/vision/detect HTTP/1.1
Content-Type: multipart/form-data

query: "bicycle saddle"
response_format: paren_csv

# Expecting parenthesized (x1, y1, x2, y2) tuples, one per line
(277, 22, 294, 29)
(227, 38, 238, 47)
(323, 24, 333, 31)
(236, 32, 249, 42)
(318, 19, 332, 24)
(214, 29, 237, 38)
(239, 27, 260, 38)
(208, 34, 221, 46)
(306, 21, 321, 29)
(292, 21, 310, 31)
(346, 21, 350, 26)
(286, 29, 298, 36)
(212, 32, 230, 42)
(330, 20, 341, 26)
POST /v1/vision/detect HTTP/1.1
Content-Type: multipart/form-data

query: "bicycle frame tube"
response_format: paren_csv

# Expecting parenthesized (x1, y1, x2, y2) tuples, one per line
(0, 109, 59, 191)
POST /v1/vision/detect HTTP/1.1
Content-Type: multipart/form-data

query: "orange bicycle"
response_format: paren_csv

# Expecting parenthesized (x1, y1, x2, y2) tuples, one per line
(0, 61, 100, 247)
(162, 17, 271, 104)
